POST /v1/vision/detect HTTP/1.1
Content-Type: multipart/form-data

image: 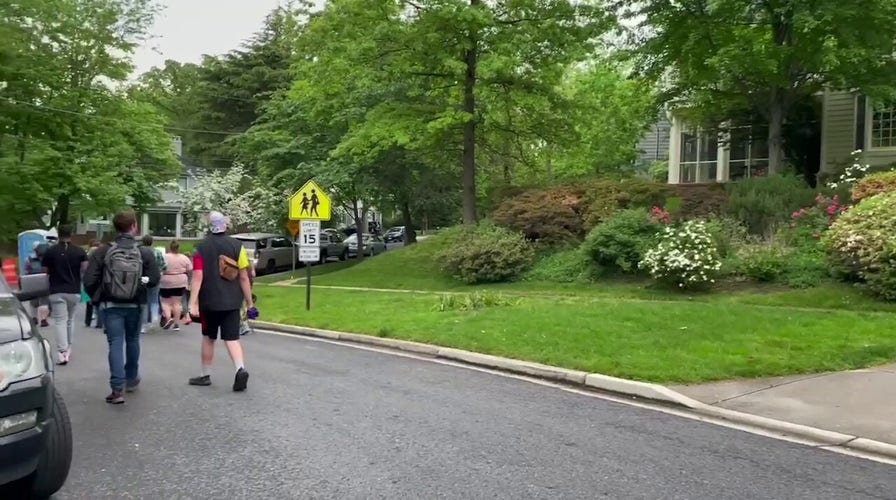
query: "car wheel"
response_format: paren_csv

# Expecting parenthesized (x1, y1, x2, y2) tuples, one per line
(370, 246, 376, 256)
(27, 389, 73, 499)
(339, 249, 348, 261)
(319, 251, 328, 265)
(265, 259, 276, 274)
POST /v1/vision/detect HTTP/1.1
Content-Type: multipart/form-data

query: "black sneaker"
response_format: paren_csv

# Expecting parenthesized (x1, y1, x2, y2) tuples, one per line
(40, 319, 49, 328)
(189, 375, 211, 386)
(105, 391, 125, 404)
(233, 368, 249, 392)
(125, 378, 141, 393)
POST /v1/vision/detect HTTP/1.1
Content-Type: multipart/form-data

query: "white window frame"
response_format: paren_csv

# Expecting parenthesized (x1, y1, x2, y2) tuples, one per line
(865, 99, 896, 151)
(726, 124, 771, 181)
(678, 127, 719, 184)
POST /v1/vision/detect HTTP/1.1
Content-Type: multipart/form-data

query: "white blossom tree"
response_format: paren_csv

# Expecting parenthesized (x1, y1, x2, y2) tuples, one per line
(178, 163, 287, 234)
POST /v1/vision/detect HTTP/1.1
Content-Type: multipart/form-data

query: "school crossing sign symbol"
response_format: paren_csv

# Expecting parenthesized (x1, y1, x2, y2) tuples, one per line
(288, 180, 331, 221)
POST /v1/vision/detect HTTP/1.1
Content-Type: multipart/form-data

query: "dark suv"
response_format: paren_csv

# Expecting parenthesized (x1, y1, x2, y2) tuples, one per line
(0, 273, 72, 498)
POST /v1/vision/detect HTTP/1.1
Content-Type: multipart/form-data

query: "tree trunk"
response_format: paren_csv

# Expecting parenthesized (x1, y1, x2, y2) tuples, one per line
(351, 199, 364, 261)
(767, 88, 786, 176)
(401, 201, 417, 245)
(49, 194, 71, 229)
(461, 0, 480, 225)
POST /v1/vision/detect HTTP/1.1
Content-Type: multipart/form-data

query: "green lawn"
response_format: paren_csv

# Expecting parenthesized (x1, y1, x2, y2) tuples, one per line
(255, 284, 896, 384)
(253, 237, 896, 383)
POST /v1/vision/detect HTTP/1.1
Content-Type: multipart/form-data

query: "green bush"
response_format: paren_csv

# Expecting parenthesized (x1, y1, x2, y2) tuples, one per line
(668, 184, 729, 220)
(823, 192, 896, 300)
(433, 291, 521, 312)
(852, 170, 896, 204)
(491, 187, 584, 245)
(580, 178, 671, 229)
(734, 243, 790, 282)
(582, 209, 662, 273)
(703, 216, 749, 258)
(724, 174, 817, 236)
(782, 249, 829, 289)
(439, 223, 535, 284)
(524, 248, 597, 283)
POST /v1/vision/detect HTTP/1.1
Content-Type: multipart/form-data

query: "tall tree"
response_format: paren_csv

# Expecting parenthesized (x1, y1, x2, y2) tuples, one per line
(625, 0, 896, 175)
(292, 0, 612, 224)
(0, 0, 178, 234)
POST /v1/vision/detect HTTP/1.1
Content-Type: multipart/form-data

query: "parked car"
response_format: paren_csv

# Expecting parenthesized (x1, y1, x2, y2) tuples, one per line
(0, 273, 73, 498)
(383, 226, 406, 243)
(345, 233, 387, 257)
(317, 231, 349, 263)
(233, 233, 295, 275)
(295, 230, 349, 264)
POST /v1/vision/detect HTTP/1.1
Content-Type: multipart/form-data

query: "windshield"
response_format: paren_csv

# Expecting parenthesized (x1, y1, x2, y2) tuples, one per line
(235, 239, 257, 250)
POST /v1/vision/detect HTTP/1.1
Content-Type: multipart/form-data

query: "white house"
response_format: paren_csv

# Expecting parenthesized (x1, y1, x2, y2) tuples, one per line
(664, 91, 896, 184)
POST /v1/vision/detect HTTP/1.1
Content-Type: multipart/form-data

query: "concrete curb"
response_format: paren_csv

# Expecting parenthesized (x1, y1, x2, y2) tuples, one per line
(252, 320, 896, 460)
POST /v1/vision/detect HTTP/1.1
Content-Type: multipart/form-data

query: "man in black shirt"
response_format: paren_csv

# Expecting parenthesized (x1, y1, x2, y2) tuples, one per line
(41, 224, 87, 365)
(188, 211, 254, 391)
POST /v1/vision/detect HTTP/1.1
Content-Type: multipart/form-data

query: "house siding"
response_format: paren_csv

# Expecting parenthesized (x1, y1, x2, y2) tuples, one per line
(636, 116, 671, 166)
(821, 91, 857, 174)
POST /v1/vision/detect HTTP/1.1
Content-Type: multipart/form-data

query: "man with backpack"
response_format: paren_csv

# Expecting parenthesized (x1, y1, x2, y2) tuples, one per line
(188, 211, 256, 392)
(83, 211, 161, 404)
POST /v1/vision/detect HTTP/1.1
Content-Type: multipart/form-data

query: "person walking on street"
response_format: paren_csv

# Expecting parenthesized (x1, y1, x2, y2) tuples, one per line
(139, 234, 166, 333)
(83, 211, 161, 404)
(84, 239, 103, 328)
(188, 211, 255, 391)
(41, 224, 88, 365)
(159, 240, 192, 331)
(27, 242, 51, 327)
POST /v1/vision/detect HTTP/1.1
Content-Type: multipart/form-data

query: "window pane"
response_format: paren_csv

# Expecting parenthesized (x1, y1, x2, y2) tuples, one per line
(750, 125, 769, 160)
(148, 212, 177, 237)
(680, 130, 698, 162)
(679, 163, 697, 183)
(729, 160, 747, 181)
(701, 131, 718, 161)
(729, 127, 750, 161)
(871, 103, 896, 148)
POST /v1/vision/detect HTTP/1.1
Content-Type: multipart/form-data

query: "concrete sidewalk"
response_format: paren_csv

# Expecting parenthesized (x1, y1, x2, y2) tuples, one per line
(671, 364, 896, 445)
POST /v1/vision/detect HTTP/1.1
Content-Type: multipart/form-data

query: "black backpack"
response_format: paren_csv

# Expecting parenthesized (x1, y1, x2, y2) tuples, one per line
(102, 241, 143, 301)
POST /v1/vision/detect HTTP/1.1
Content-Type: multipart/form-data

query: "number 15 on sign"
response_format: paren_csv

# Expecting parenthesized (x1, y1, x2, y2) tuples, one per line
(299, 220, 320, 311)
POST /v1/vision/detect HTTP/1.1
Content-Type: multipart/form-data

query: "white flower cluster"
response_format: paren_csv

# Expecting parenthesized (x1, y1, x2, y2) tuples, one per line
(827, 150, 870, 189)
(640, 220, 722, 288)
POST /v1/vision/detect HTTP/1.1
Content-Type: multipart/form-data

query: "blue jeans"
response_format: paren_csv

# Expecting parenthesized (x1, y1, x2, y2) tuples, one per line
(103, 306, 141, 391)
(143, 286, 160, 325)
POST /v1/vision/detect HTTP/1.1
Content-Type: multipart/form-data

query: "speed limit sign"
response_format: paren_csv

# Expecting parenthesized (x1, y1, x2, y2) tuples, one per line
(299, 220, 320, 262)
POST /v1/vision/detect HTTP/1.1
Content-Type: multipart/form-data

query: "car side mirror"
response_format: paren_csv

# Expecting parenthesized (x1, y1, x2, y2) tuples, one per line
(13, 273, 51, 302)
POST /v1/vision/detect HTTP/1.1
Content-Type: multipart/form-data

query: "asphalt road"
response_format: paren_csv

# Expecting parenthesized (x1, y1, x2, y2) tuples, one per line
(48, 317, 894, 499)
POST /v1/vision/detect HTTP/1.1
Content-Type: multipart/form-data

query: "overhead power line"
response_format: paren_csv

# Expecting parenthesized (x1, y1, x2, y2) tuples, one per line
(4, 99, 246, 136)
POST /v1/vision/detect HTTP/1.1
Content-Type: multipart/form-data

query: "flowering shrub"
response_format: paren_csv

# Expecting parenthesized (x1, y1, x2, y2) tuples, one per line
(649, 206, 671, 225)
(822, 191, 896, 299)
(640, 220, 722, 288)
(826, 150, 871, 190)
(781, 194, 847, 248)
(851, 170, 896, 204)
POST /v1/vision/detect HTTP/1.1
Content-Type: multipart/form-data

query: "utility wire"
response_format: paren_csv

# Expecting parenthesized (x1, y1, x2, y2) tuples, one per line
(4, 99, 246, 136)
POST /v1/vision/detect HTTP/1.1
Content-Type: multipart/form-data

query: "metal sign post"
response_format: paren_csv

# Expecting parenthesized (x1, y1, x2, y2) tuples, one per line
(287, 179, 332, 312)
(286, 220, 300, 275)
(298, 220, 320, 311)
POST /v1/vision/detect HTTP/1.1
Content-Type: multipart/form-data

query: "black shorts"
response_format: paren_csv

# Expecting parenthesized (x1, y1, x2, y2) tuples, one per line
(200, 309, 241, 341)
(159, 287, 186, 298)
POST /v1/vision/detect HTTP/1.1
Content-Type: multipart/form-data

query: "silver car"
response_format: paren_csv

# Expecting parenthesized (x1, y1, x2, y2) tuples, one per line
(345, 233, 387, 257)
(295, 231, 349, 264)
(233, 233, 296, 275)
